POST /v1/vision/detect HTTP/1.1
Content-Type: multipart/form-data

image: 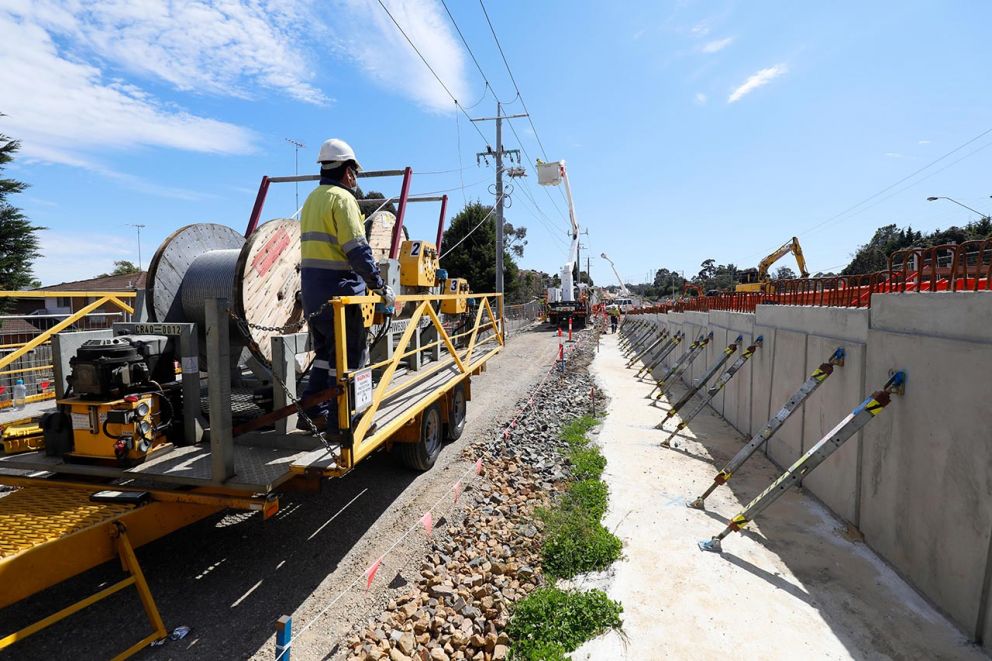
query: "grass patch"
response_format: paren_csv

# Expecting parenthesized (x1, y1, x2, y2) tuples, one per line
(541, 518, 622, 579)
(537, 421, 621, 579)
(565, 479, 609, 521)
(511, 410, 624, 656)
(568, 446, 606, 481)
(507, 587, 623, 659)
(561, 415, 598, 448)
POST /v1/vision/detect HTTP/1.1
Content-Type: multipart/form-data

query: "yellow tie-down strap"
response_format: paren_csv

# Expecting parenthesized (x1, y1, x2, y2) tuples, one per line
(0, 488, 132, 559)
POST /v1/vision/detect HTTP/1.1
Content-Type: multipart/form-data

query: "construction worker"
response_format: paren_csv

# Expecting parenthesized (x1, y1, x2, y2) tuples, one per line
(608, 304, 620, 333)
(299, 138, 396, 431)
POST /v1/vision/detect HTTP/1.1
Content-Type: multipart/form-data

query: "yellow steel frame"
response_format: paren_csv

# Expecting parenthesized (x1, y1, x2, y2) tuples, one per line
(0, 521, 167, 660)
(0, 291, 137, 372)
(0, 475, 276, 513)
(322, 292, 503, 470)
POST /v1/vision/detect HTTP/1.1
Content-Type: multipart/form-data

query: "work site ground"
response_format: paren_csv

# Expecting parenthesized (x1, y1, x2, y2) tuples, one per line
(0, 324, 565, 660)
(572, 332, 984, 660)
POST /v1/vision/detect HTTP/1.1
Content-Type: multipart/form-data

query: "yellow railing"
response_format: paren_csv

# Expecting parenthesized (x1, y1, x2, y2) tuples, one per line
(331, 292, 503, 467)
(0, 291, 138, 405)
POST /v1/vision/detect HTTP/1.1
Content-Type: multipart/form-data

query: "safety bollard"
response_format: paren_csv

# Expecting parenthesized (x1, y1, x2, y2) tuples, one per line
(568, 317, 573, 342)
(275, 615, 292, 661)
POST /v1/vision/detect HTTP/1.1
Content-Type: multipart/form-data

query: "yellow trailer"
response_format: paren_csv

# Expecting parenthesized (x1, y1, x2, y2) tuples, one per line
(0, 289, 503, 658)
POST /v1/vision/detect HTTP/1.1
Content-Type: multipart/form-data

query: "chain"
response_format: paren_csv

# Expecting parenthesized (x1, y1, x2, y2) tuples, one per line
(227, 308, 336, 450)
(238, 300, 332, 334)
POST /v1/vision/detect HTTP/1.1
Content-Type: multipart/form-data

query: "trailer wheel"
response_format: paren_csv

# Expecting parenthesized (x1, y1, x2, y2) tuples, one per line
(398, 403, 442, 471)
(445, 383, 467, 442)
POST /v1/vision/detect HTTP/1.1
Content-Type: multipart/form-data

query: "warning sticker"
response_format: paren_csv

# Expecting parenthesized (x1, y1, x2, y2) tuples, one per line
(182, 357, 199, 374)
(353, 368, 373, 413)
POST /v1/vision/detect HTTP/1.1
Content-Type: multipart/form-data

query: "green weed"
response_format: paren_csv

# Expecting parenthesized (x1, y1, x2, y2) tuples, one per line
(508, 587, 623, 659)
(568, 446, 606, 481)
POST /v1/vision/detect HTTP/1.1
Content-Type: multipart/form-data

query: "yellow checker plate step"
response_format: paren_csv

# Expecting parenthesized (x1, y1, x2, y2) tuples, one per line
(0, 488, 132, 559)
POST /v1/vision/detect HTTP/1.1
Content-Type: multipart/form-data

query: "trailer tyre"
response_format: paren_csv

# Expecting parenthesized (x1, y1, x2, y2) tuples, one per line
(445, 383, 467, 442)
(398, 403, 443, 471)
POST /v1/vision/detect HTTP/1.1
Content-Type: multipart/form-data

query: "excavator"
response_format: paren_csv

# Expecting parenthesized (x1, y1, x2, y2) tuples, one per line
(735, 236, 810, 293)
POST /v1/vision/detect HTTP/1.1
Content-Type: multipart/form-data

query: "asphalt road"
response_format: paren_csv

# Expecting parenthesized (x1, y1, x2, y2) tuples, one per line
(0, 324, 564, 661)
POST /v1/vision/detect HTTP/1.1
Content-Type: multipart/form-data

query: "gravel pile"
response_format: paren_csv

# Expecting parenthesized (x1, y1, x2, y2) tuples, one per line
(344, 335, 599, 661)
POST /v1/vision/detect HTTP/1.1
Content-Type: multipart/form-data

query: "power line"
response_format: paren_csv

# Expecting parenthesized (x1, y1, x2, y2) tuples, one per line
(504, 118, 570, 226)
(796, 126, 992, 238)
(479, 0, 549, 160)
(440, 192, 506, 259)
(375, 0, 489, 145)
(805, 137, 992, 237)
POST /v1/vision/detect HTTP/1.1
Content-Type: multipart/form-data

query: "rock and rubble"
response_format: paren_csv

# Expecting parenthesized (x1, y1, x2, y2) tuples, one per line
(345, 333, 599, 661)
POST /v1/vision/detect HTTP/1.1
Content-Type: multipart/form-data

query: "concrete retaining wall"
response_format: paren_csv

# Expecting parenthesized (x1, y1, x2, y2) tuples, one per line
(628, 293, 992, 647)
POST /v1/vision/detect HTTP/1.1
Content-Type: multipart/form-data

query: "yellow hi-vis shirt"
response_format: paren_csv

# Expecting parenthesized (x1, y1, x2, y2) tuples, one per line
(300, 184, 367, 271)
(300, 183, 383, 296)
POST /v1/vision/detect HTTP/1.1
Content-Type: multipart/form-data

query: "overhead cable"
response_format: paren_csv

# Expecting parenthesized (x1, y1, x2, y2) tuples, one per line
(479, 0, 549, 160)
(375, 0, 489, 144)
(797, 126, 992, 237)
(439, 193, 506, 259)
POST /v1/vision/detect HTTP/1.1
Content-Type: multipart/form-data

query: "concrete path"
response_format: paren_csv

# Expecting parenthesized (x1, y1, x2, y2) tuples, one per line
(574, 333, 984, 660)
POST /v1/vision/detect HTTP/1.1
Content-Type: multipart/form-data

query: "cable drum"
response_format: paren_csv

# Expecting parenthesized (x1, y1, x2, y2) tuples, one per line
(180, 249, 240, 326)
(146, 220, 311, 373)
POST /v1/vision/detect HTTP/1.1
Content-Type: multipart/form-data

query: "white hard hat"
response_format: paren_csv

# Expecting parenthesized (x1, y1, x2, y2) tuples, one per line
(316, 138, 362, 170)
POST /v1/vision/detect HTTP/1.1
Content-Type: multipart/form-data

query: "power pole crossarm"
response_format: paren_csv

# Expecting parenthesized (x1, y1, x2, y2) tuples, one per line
(472, 104, 523, 298)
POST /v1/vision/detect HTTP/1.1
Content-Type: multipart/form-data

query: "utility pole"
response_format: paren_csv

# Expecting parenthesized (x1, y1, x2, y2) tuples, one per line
(473, 103, 525, 296)
(127, 223, 146, 271)
(286, 138, 305, 214)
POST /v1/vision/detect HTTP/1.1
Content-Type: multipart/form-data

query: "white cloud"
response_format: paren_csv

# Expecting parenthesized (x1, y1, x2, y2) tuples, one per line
(33, 230, 138, 285)
(700, 37, 734, 54)
(918, 139, 931, 145)
(694, 92, 708, 105)
(0, 8, 259, 174)
(339, 0, 470, 112)
(691, 21, 711, 36)
(884, 152, 904, 158)
(728, 63, 789, 103)
(8, 0, 328, 104)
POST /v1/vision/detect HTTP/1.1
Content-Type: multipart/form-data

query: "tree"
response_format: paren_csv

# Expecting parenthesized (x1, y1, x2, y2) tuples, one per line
(774, 266, 797, 280)
(98, 260, 140, 278)
(514, 269, 551, 301)
(504, 222, 527, 258)
(842, 218, 992, 275)
(697, 259, 716, 281)
(0, 132, 41, 303)
(357, 189, 397, 218)
(652, 268, 685, 299)
(440, 201, 521, 300)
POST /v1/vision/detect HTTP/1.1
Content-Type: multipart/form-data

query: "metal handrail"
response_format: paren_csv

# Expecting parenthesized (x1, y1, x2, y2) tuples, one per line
(330, 292, 503, 467)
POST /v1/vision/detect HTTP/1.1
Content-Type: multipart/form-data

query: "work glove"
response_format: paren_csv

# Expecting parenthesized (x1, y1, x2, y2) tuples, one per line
(376, 285, 396, 315)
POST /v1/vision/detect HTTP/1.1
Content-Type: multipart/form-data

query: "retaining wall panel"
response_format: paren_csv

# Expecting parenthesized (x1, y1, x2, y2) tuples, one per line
(861, 329, 992, 640)
(800, 337, 866, 525)
(749, 325, 776, 440)
(764, 328, 808, 468)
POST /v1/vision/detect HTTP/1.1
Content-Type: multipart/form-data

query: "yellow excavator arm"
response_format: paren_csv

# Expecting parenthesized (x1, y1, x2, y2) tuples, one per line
(756, 236, 809, 280)
(736, 236, 810, 292)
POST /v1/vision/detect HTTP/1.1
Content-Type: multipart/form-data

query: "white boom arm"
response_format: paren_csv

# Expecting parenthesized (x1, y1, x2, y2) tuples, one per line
(600, 252, 629, 295)
(538, 160, 580, 302)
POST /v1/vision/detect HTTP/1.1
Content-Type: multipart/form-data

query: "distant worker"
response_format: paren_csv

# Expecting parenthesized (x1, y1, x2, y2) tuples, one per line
(608, 304, 620, 334)
(299, 138, 396, 431)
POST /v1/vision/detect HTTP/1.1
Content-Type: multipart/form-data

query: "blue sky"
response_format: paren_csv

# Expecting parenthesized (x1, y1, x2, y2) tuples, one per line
(3, 1, 991, 286)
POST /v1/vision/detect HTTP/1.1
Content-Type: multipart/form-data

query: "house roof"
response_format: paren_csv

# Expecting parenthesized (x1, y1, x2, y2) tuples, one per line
(39, 271, 147, 292)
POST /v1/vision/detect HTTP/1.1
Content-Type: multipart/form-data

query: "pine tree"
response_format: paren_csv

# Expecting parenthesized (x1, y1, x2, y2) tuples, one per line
(0, 132, 41, 298)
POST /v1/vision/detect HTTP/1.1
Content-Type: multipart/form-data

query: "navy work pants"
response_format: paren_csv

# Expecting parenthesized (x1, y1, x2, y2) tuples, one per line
(302, 302, 368, 419)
